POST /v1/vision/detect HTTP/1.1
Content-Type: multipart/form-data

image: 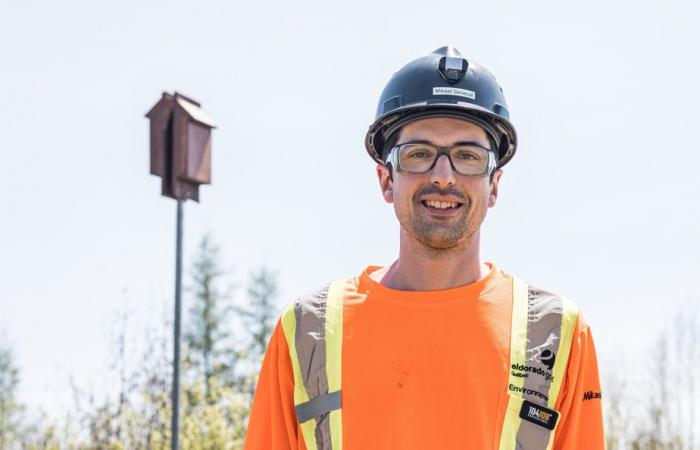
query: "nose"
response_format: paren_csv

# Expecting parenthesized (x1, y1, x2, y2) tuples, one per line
(429, 154, 456, 188)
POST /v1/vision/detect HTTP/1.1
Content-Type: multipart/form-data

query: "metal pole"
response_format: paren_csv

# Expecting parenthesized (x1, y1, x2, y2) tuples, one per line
(171, 198, 184, 450)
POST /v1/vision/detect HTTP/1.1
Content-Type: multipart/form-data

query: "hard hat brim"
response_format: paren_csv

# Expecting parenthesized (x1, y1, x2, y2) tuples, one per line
(365, 102, 517, 168)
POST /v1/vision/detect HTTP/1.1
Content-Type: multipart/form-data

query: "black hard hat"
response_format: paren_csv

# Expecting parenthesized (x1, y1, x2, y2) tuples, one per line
(365, 46, 517, 168)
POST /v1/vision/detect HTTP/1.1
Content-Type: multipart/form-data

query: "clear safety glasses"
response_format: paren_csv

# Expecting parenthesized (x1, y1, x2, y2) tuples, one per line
(386, 142, 497, 176)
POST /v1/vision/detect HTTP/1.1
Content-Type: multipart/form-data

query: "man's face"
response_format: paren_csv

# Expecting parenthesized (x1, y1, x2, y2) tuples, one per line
(376, 117, 503, 251)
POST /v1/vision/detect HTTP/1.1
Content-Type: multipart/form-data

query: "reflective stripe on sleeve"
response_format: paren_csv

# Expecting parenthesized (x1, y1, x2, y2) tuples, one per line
(295, 391, 342, 423)
(499, 276, 530, 449)
(325, 279, 346, 450)
(541, 295, 578, 450)
(280, 281, 344, 450)
(499, 277, 580, 450)
(280, 293, 318, 449)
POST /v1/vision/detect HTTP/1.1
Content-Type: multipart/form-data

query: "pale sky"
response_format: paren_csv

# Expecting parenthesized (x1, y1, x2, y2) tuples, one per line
(1, 0, 699, 420)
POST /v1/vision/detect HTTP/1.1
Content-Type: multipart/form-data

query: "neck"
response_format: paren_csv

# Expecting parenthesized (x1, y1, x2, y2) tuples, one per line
(377, 227, 488, 291)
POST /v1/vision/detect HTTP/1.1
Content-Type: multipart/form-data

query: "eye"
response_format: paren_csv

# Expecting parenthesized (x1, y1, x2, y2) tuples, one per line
(401, 144, 435, 160)
(453, 147, 484, 161)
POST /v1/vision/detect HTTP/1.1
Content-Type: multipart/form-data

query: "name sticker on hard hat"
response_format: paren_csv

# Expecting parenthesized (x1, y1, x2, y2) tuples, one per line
(433, 87, 476, 99)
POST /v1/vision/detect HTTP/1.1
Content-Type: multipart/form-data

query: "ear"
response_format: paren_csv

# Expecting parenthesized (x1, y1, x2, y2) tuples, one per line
(488, 169, 503, 208)
(376, 164, 394, 203)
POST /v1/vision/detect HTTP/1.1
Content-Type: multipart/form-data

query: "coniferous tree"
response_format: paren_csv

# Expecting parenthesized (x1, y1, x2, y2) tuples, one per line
(184, 233, 239, 401)
(242, 266, 280, 359)
(232, 265, 280, 398)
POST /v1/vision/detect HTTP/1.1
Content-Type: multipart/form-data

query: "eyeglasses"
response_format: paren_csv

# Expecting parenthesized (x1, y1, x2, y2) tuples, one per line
(385, 142, 496, 176)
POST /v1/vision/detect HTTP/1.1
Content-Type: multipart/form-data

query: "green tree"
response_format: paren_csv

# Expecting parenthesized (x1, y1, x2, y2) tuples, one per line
(233, 265, 280, 399)
(184, 233, 239, 402)
(0, 334, 23, 450)
(34, 299, 252, 450)
(241, 266, 279, 359)
(11, 233, 280, 449)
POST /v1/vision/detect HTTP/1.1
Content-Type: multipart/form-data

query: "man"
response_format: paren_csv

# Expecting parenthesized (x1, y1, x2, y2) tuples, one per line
(243, 47, 605, 449)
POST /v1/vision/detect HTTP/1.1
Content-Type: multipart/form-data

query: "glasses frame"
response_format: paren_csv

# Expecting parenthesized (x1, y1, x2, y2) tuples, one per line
(385, 141, 497, 177)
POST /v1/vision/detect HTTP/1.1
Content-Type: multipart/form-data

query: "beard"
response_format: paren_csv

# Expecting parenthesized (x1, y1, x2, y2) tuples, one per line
(402, 202, 474, 250)
(395, 196, 481, 253)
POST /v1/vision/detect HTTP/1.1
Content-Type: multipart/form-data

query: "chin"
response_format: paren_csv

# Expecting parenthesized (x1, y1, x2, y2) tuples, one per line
(412, 230, 465, 250)
(420, 226, 479, 249)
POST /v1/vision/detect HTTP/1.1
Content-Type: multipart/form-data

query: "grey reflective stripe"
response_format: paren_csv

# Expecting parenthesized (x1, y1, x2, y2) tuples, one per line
(295, 390, 342, 423)
(514, 286, 564, 448)
(294, 284, 335, 449)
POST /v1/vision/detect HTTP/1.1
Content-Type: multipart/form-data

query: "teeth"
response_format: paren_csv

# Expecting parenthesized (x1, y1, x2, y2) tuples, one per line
(425, 200, 458, 209)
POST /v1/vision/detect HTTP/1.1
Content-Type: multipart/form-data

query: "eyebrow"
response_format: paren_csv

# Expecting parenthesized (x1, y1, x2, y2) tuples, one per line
(398, 139, 490, 148)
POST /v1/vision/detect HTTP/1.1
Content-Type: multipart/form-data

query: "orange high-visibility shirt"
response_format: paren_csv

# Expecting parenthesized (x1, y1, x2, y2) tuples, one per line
(243, 262, 605, 449)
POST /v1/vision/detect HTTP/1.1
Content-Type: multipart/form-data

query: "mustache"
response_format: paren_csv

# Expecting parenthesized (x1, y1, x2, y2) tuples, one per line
(414, 185, 466, 202)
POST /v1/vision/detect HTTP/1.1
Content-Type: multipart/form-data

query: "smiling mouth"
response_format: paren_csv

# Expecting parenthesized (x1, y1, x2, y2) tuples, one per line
(421, 200, 462, 209)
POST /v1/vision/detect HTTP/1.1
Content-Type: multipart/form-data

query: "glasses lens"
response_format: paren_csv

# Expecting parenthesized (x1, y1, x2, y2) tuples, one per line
(450, 145, 489, 175)
(397, 144, 438, 173)
(396, 143, 490, 175)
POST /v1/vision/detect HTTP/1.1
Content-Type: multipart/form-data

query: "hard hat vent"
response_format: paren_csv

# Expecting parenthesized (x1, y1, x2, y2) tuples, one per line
(439, 56, 468, 84)
(381, 95, 403, 116)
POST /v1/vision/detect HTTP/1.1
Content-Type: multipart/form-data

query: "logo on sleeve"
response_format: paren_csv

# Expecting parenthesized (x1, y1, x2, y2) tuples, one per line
(583, 390, 602, 401)
(540, 350, 556, 370)
(519, 400, 559, 430)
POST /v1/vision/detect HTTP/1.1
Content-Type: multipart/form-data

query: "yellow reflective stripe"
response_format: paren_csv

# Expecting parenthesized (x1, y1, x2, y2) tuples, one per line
(543, 297, 579, 450)
(498, 276, 529, 450)
(328, 409, 342, 450)
(325, 280, 346, 450)
(299, 417, 319, 450)
(281, 302, 319, 450)
(546, 297, 578, 409)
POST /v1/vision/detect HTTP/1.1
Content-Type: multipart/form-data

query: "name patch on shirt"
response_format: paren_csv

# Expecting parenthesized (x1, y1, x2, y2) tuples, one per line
(518, 400, 559, 430)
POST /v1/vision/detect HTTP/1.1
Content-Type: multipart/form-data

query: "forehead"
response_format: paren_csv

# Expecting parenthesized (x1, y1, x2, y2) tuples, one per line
(398, 117, 490, 146)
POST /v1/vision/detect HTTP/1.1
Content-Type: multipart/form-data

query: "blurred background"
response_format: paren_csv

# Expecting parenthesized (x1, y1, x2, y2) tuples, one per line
(1, 0, 699, 448)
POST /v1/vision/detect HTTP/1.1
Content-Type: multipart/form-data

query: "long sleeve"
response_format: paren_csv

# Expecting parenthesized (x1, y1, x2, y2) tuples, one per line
(243, 319, 303, 450)
(553, 312, 606, 449)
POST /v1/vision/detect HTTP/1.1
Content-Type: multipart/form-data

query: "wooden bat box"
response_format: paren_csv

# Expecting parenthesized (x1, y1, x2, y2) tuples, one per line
(145, 92, 216, 202)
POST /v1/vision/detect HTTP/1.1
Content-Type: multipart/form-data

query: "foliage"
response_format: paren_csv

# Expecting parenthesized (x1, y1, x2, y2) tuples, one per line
(8, 233, 281, 450)
(0, 336, 23, 450)
(603, 301, 700, 450)
(184, 233, 240, 400)
(19, 374, 251, 450)
(238, 266, 280, 360)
